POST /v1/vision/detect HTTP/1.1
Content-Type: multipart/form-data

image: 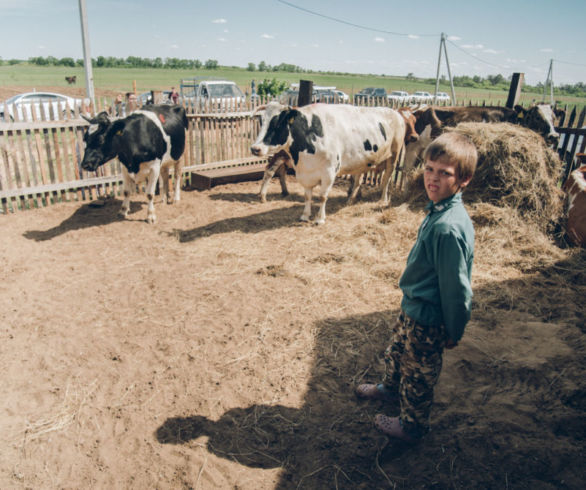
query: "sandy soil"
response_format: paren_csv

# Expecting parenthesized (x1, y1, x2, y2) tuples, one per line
(1, 174, 584, 489)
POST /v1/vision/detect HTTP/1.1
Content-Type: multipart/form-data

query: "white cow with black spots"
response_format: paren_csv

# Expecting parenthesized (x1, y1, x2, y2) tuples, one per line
(251, 102, 406, 224)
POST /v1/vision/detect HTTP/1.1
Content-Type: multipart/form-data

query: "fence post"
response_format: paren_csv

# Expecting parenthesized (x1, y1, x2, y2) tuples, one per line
(298, 80, 313, 107)
(506, 73, 524, 109)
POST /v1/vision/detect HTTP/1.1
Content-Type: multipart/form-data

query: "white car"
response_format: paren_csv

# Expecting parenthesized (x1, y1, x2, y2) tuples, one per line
(387, 91, 410, 103)
(434, 92, 451, 103)
(410, 91, 433, 104)
(333, 90, 349, 102)
(0, 91, 88, 121)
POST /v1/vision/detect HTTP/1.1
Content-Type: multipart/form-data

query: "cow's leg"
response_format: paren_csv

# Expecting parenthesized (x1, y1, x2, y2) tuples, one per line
(172, 158, 182, 203)
(314, 170, 337, 225)
(159, 165, 171, 204)
(145, 162, 162, 224)
(259, 163, 281, 203)
(347, 174, 362, 205)
(380, 147, 403, 205)
(300, 187, 313, 222)
(380, 157, 395, 206)
(119, 168, 133, 218)
(276, 163, 289, 197)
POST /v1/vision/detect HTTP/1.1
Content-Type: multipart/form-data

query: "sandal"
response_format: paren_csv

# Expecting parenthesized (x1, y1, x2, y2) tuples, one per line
(355, 383, 397, 402)
(374, 414, 418, 443)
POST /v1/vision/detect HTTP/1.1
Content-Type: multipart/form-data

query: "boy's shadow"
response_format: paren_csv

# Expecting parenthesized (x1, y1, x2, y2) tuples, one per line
(156, 310, 409, 488)
(23, 198, 144, 241)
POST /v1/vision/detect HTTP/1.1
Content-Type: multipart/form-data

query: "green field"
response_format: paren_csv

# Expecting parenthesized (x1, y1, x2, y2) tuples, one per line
(1, 64, 584, 110)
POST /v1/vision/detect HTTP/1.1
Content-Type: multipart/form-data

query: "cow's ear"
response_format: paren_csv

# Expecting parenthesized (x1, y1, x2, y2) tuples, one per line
(109, 119, 126, 140)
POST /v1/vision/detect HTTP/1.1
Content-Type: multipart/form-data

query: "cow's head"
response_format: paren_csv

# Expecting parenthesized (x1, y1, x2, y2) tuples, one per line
(398, 108, 419, 144)
(514, 104, 563, 146)
(251, 102, 324, 164)
(413, 106, 443, 139)
(251, 102, 295, 157)
(80, 112, 123, 171)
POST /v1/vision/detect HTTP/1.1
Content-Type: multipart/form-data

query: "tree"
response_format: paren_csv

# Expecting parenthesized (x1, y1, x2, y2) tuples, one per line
(258, 61, 268, 72)
(257, 78, 288, 97)
(204, 59, 219, 69)
(247, 62, 256, 72)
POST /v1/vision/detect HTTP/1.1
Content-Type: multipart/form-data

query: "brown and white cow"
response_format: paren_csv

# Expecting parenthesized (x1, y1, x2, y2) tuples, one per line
(251, 102, 406, 224)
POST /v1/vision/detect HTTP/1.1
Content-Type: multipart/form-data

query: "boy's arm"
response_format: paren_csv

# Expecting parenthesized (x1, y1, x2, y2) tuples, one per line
(436, 231, 473, 345)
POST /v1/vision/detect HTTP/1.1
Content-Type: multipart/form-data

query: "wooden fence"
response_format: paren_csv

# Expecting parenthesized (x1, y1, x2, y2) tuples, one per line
(1, 97, 585, 214)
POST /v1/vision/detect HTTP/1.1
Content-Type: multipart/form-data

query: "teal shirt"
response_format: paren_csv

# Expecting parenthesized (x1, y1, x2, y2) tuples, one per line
(399, 193, 474, 343)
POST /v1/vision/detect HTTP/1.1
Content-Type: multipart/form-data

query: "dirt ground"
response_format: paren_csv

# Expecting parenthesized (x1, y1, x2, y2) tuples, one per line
(1, 172, 585, 489)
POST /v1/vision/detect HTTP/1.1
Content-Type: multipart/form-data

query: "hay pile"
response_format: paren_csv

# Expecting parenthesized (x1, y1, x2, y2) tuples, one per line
(405, 122, 565, 232)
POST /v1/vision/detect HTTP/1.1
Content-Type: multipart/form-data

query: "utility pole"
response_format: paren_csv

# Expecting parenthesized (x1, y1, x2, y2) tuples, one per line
(543, 59, 554, 105)
(78, 0, 95, 111)
(434, 33, 456, 104)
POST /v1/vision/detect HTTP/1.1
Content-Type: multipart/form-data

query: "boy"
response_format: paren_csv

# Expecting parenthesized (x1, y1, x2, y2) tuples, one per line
(356, 131, 478, 442)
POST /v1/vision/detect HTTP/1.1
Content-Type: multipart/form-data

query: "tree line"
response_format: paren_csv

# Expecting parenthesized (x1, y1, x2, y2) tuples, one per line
(2, 56, 584, 97)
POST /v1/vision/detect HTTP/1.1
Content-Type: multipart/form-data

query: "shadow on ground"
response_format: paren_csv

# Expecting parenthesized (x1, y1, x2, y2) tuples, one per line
(156, 254, 586, 488)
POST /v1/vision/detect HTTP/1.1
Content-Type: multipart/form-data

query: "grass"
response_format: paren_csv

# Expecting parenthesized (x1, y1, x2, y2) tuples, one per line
(1, 64, 584, 110)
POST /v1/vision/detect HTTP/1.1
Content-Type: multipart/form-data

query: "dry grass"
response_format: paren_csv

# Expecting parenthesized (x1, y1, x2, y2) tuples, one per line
(405, 122, 566, 233)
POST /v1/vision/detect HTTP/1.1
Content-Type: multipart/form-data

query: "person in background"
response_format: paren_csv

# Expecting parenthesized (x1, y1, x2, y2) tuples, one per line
(113, 93, 124, 117)
(125, 92, 137, 113)
(170, 87, 179, 104)
(355, 132, 478, 443)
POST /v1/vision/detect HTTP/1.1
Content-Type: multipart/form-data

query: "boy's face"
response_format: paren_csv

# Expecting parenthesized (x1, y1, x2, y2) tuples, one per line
(423, 159, 471, 204)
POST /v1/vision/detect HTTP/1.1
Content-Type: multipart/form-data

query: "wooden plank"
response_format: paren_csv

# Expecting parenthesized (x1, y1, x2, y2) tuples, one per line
(189, 161, 267, 190)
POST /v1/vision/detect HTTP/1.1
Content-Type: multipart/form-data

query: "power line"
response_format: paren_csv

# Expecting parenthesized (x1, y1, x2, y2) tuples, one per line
(276, 0, 438, 37)
(445, 39, 507, 69)
(554, 58, 586, 68)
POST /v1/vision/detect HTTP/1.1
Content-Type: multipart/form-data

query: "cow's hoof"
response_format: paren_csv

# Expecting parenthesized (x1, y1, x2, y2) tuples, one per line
(260, 195, 267, 203)
(299, 215, 311, 222)
(147, 215, 157, 224)
(118, 210, 129, 219)
(281, 191, 289, 197)
(313, 219, 325, 226)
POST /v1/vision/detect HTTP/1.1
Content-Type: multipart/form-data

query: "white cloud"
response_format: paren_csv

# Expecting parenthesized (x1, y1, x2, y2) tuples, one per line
(223, 29, 229, 33)
(218, 38, 227, 42)
(483, 49, 498, 54)
(408, 34, 419, 40)
(374, 37, 385, 43)
(447, 35, 461, 41)
(170, 44, 178, 49)
(38, 44, 46, 50)
(461, 44, 484, 50)
(261, 34, 274, 39)
(212, 18, 227, 24)
(540, 48, 554, 53)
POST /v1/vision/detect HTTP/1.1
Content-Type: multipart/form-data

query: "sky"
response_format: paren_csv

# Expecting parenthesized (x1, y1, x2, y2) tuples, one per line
(2, 0, 585, 86)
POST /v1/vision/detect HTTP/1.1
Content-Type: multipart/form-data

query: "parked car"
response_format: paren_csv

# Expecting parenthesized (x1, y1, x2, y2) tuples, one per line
(387, 91, 410, 104)
(334, 90, 349, 102)
(314, 88, 348, 103)
(409, 91, 434, 104)
(434, 92, 451, 103)
(354, 87, 388, 103)
(0, 91, 88, 121)
(180, 79, 245, 109)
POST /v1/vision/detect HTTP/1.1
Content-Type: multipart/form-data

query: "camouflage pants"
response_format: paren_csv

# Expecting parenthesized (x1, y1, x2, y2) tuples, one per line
(383, 312, 446, 438)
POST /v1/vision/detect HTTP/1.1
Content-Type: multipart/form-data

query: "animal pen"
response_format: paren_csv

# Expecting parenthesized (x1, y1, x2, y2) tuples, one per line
(1, 98, 584, 214)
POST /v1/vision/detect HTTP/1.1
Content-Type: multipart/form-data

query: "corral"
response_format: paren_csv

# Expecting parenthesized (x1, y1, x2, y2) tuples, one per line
(1, 87, 585, 488)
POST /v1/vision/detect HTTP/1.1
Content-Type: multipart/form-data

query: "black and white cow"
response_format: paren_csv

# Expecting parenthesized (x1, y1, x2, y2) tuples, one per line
(251, 102, 406, 224)
(81, 104, 188, 224)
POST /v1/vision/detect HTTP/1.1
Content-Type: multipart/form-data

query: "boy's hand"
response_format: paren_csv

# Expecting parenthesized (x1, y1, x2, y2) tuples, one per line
(445, 338, 458, 349)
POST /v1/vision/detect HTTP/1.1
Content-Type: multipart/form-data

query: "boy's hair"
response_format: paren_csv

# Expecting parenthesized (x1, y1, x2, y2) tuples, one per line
(423, 132, 478, 181)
